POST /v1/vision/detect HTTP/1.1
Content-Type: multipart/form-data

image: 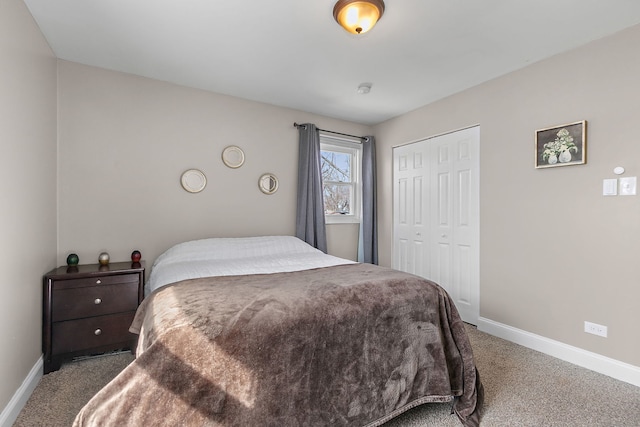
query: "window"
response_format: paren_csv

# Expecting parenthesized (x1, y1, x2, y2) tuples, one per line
(320, 136, 361, 224)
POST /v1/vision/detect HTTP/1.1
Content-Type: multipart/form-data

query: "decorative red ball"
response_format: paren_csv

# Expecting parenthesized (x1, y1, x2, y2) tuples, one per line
(131, 250, 142, 262)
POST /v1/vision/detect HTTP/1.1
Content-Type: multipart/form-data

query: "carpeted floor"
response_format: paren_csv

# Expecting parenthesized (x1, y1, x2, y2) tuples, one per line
(13, 325, 640, 426)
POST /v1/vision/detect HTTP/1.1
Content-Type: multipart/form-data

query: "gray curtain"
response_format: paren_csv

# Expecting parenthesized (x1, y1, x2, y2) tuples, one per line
(296, 123, 328, 253)
(358, 136, 378, 264)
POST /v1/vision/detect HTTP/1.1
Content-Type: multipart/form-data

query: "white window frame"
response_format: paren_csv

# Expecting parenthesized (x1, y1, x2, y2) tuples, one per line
(320, 134, 362, 224)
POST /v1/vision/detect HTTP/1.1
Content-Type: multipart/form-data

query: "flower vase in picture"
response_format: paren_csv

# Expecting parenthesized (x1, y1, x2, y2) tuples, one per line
(559, 150, 572, 163)
(542, 128, 577, 165)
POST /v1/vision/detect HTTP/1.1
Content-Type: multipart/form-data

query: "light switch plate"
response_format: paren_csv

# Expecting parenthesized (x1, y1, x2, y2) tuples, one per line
(619, 176, 637, 196)
(603, 179, 617, 196)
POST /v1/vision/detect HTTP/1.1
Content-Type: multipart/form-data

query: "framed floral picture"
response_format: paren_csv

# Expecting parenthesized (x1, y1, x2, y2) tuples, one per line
(535, 120, 586, 168)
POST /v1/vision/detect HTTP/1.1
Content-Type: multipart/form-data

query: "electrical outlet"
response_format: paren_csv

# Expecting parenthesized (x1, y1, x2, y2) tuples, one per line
(584, 321, 607, 338)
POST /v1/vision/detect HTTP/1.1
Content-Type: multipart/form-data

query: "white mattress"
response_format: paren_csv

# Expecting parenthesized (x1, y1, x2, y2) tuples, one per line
(146, 235, 355, 294)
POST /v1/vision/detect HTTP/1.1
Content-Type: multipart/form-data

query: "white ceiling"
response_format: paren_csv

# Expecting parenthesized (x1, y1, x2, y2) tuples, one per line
(23, 0, 640, 125)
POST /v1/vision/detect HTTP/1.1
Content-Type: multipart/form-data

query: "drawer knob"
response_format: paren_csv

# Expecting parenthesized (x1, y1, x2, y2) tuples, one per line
(96, 279, 102, 284)
(94, 328, 102, 336)
(94, 298, 102, 305)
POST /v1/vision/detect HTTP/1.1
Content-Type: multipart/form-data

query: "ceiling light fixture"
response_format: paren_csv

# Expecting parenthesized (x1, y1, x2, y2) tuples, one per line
(333, 0, 385, 35)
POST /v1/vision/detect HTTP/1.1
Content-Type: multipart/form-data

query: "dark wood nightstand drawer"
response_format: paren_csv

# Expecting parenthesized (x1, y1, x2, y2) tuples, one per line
(53, 273, 139, 290)
(52, 311, 136, 355)
(52, 282, 139, 322)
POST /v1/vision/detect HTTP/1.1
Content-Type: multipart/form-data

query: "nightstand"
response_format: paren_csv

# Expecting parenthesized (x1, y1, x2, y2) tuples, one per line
(42, 261, 145, 374)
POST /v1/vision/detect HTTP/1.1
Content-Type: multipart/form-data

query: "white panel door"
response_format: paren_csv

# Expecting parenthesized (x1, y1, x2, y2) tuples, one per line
(392, 143, 429, 277)
(393, 126, 479, 324)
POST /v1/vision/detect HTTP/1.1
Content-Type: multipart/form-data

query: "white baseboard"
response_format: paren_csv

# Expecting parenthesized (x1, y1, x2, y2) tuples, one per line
(477, 317, 640, 388)
(0, 356, 43, 427)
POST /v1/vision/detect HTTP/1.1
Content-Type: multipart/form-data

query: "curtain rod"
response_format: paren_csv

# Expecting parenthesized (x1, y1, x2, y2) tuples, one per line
(293, 122, 365, 142)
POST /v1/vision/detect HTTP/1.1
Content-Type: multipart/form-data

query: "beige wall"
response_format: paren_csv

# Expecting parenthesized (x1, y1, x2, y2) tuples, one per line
(0, 0, 57, 412)
(5, 1, 639, 415)
(375, 25, 640, 367)
(57, 61, 369, 267)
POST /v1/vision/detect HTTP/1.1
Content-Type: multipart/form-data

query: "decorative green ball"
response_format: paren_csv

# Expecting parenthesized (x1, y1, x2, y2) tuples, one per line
(66, 253, 79, 266)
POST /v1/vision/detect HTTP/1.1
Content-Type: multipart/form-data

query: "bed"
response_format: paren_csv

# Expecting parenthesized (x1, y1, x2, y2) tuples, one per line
(73, 236, 483, 426)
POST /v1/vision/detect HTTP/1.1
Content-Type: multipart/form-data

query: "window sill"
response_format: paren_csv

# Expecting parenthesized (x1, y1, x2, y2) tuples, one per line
(325, 215, 360, 225)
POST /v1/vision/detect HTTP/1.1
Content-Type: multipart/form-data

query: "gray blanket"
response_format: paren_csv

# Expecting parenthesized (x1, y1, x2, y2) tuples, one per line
(73, 264, 483, 426)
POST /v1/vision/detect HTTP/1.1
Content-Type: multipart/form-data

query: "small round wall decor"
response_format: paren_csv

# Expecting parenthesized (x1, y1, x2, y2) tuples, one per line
(222, 146, 245, 168)
(181, 169, 207, 193)
(258, 173, 279, 195)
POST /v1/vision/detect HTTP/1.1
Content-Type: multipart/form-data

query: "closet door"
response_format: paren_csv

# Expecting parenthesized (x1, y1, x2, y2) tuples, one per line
(393, 126, 479, 324)
(392, 142, 429, 277)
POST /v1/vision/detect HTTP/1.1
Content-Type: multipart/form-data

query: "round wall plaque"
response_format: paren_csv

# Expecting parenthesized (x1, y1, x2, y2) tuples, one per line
(180, 169, 207, 193)
(258, 173, 279, 195)
(222, 146, 245, 168)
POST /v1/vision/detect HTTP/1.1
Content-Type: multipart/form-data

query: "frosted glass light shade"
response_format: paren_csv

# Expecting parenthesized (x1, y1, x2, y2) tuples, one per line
(333, 0, 385, 34)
